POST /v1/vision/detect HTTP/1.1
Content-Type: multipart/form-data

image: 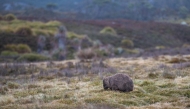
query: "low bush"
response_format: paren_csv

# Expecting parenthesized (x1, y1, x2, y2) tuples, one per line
(15, 26, 33, 36)
(100, 26, 117, 35)
(0, 14, 3, 20)
(33, 29, 49, 36)
(114, 47, 124, 55)
(16, 44, 32, 53)
(67, 32, 84, 39)
(17, 53, 50, 62)
(0, 86, 8, 95)
(47, 31, 55, 36)
(93, 40, 102, 48)
(0, 51, 19, 57)
(45, 21, 61, 26)
(7, 81, 20, 89)
(76, 48, 96, 60)
(125, 49, 140, 54)
(95, 49, 110, 57)
(4, 44, 18, 52)
(4, 44, 32, 54)
(58, 99, 74, 105)
(162, 71, 176, 79)
(148, 72, 159, 79)
(80, 36, 93, 49)
(4, 14, 17, 21)
(0, 27, 14, 34)
(155, 46, 165, 50)
(121, 39, 134, 48)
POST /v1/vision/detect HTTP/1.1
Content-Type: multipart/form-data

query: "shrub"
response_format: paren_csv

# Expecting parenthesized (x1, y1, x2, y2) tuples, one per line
(4, 44, 32, 53)
(17, 53, 50, 62)
(7, 81, 20, 89)
(67, 32, 84, 39)
(46, 21, 61, 26)
(0, 51, 19, 57)
(121, 39, 134, 48)
(4, 14, 17, 21)
(162, 71, 176, 79)
(0, 14, 3, 20)
(67, 32, 79, 39)
(16, 44, 32, 53)
(76, 48, 96, 60)
(0, 86, 8, 95)
(58, 99, 73, 105)
(4, 44, 18, 52)
(27, 84, 40, 89)
(148, 72, 159, 79)
(114, 47, 124, 55)
(93, 40, 102, 48)
(0, 27, 14, 34)
(15, 26, 33, 36)
(100, 26, 117, 35)
(155, 46, 165, 50)
(80, 36, 93, 49)
(33, 29, 48, 36)
(125, 49, 141, 54)
(95, 49, 110, 57)
(47, 31, 55, 36)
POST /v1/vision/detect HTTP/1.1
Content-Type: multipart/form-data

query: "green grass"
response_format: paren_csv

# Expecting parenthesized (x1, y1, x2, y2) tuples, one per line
(0, 56, 190, 109)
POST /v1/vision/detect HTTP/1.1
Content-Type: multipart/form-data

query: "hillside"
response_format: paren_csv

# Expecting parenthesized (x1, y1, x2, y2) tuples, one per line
(1, 0, 190, 20)
(1, 17, 190, 62)
(59, 19, 190, 49)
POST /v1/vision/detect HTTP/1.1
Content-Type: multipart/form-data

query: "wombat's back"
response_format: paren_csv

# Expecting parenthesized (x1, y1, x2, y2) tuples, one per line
(109, 73, 133, 92)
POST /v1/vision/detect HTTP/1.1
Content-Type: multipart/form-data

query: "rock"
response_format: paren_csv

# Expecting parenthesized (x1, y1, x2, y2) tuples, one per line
(103, 73, 133, 92)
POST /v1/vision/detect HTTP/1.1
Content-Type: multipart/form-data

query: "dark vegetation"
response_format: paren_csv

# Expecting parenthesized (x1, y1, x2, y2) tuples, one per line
(1, 15, 190, 62)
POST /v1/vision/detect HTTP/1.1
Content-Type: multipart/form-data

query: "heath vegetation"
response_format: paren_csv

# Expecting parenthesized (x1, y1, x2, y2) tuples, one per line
(1, 1, 190, 108)
(0, 55, 190, 109)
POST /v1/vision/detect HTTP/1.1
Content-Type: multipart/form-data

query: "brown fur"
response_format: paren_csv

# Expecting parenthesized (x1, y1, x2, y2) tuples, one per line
(103, 73, 133, 92)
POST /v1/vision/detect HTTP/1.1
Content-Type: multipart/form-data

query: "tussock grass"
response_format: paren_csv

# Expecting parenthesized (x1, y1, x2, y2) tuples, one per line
(0, 56, 190, 109)
(0, 19, 61, 37)
(7, 81, 20, 89)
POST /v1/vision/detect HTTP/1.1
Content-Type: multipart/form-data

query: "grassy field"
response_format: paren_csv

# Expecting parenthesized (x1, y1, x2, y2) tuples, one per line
(0, 55, 190, 109)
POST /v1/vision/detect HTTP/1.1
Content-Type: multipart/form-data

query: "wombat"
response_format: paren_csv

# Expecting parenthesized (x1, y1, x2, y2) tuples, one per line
(103, 73, 133, 92)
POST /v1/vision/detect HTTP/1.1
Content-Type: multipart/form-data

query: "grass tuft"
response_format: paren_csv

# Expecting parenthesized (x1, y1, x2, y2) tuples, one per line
(85, 97, 106, 104)
(7, 81, 20, 89)
(58, 99, 74, 105)
(162, 71, 176, 79)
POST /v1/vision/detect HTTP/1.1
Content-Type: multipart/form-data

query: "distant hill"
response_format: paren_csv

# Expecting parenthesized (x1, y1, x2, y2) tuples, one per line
(1, 0, 190, 21)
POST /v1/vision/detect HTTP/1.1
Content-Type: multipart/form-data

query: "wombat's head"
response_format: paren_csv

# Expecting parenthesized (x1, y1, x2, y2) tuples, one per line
(103, 77, 109, 90)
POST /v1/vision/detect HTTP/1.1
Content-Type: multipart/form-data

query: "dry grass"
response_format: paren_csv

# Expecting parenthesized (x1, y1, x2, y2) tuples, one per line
(0, 55, 190, 109)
